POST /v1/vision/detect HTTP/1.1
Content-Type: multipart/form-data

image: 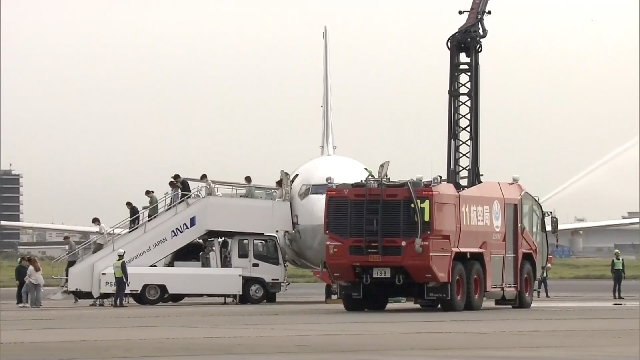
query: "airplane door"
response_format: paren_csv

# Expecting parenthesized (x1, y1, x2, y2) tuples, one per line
(251, 236, 284, 281)
(233, 237, 251, 275)
(280, 170, 292, 201)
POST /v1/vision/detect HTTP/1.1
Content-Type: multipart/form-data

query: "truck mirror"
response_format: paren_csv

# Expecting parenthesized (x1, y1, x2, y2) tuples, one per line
(550, 215, 559, 234)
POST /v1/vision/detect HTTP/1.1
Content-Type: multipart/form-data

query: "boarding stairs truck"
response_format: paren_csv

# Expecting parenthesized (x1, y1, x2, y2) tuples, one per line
(55, 175, 294, 305)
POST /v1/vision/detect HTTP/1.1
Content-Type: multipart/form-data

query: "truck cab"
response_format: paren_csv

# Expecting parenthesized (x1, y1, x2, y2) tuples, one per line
(99, 234, 287, 305)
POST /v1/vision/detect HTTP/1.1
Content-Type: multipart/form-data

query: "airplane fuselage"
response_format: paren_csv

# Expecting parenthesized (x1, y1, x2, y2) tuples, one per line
(282, 155, 368, 269)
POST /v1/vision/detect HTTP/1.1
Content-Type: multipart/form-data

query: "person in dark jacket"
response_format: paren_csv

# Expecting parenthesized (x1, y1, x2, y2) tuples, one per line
(172, 174, 191, 202)
(125, 202, 140, 231)
(15, 257, 28, 305)
(537, 264, 551, 298)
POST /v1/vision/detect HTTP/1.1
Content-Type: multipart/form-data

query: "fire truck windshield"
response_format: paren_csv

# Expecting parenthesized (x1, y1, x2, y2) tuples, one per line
(520, 192, 549, 268)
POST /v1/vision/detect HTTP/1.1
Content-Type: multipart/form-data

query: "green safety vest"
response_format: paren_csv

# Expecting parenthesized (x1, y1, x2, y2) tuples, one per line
(613, 258, 623, 270)
(113, 259, 124, 278)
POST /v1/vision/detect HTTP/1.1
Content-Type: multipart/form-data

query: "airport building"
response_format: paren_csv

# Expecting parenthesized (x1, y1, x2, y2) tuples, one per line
(0, 169, 23, 251)
(556, 211, 640, 257)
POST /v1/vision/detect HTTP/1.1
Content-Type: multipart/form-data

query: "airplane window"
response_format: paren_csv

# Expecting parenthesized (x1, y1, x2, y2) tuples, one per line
(309, 184, 328, 195)
(253, 239, 280, 266)
(238, 239, 249, 259)
(298, 185, 311, 201)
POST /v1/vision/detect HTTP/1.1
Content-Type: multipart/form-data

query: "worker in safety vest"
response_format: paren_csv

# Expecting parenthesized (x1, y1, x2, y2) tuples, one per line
(537, 263, 551, 298)
(610, 249, 625, 300)
(113, 249, 129, 307)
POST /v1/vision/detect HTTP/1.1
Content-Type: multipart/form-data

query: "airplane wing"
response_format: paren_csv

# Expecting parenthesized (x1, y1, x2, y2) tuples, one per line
(550, 218, 639, 232)
(0, 221, 128, 235)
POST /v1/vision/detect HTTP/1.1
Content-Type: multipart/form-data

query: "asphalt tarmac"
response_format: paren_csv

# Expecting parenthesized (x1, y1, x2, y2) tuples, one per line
(1, 281, 639, 360)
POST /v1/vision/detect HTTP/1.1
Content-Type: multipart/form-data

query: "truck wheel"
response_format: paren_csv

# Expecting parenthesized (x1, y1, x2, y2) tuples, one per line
(130, 294, 144, 305)
(441, 261, 467, 312)
(170, 295, 186, 303)
(420, 303, 439, 309)
(266, 292, 277, 303)
(243, 280, 267, 304)
(513, 260, 534, 309)
(464, 260, 485, 311)
(140, 284, 165, 305)
(324, 284, 332, 300)
(365, 296, 388, 311)
(342, 294, 366, 311)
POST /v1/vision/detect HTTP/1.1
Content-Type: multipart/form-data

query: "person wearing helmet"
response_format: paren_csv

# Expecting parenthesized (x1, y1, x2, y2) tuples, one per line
(537, 263, 552, 298)
(611, 249, 625, 299)
(113, 249, 129, 307)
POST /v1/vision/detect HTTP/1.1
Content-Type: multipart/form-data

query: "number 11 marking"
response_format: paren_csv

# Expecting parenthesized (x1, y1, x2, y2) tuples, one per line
(411, 199, 430, 222)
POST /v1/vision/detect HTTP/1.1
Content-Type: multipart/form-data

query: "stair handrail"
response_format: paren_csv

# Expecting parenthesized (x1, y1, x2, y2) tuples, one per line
(51, 186, 209, 281)
(51, 186, 211, 286)
(51, 187, 194, 264)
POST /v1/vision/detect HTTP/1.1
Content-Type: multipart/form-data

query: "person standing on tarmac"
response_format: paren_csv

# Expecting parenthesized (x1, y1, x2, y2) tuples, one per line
(611, 249, 626, 299)
(15, 257, 28, 306)
(113, 249, 129, 307)
(537, 263, 551, 298)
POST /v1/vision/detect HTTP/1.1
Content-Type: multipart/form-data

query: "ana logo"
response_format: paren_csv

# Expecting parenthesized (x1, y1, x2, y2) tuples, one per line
(171, 216, 197, 239)
(492, 200, 502, 232)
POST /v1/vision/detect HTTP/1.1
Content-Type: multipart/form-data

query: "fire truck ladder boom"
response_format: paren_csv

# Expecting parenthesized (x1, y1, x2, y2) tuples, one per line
(446, 0, 490, 190)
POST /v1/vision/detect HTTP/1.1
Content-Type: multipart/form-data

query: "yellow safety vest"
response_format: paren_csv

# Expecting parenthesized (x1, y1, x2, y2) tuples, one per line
(113, 259, 124, 278)
(613, 258, 623, 270)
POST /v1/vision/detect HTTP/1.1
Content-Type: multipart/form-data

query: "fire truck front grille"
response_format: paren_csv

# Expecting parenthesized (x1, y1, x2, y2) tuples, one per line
(348, 245, 403, 256)
(326, 198, 423, 239)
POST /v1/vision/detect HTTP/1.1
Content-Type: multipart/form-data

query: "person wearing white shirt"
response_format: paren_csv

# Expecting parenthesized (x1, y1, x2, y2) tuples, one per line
(200, 174, 221, 197)
(91, 217, 109, 254)
(243, 176, 256, 199)
(90, 217, 107, 306)
(24, 257, 45, 308)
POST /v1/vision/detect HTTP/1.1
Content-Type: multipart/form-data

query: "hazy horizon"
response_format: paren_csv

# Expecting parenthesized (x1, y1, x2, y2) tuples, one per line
(1, 0, 638, 227)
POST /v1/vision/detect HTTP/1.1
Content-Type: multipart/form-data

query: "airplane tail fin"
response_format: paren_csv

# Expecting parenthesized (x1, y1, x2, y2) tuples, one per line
(320, 26, 336, 156)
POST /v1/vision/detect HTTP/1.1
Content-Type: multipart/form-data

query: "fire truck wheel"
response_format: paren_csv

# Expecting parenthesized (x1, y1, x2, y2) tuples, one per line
(324, 284, 332, 300)
(420, 303, 439, 309)
(243, 280, 267, 304)
(441, 261, 466, 312)
(514, 261, 534, 309)
(364, 296, 388, 311)
(463, 260, 485, 311)
(342, 293, 366, 311)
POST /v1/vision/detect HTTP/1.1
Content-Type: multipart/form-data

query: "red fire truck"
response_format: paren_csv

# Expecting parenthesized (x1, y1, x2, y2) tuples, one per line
(321, 0, 559, 312)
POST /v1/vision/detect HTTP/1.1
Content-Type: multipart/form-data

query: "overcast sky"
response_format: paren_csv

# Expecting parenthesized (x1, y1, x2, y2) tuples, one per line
(1, 0, 638, 226)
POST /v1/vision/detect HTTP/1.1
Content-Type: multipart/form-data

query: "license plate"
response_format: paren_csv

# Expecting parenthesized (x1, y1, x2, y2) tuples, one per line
(368, 255, 381, 262)
(372, 268, 391, 278)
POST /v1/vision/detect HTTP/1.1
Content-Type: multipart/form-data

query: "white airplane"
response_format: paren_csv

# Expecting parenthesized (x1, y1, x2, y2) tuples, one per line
(1, 27, 638, 271)
(0, 26, 368, 270)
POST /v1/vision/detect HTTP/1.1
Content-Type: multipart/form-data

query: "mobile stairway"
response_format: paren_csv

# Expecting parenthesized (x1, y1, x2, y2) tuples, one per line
(54, 178, 293, 300)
